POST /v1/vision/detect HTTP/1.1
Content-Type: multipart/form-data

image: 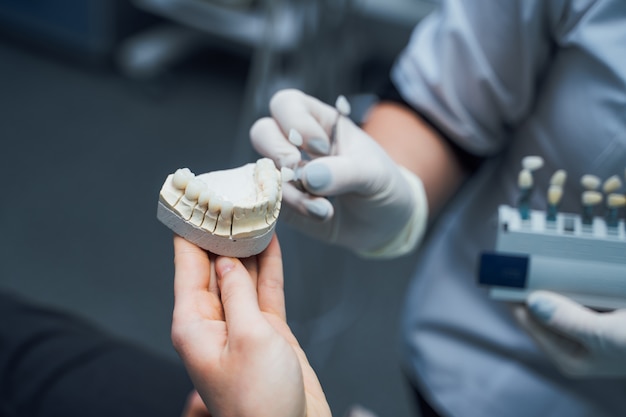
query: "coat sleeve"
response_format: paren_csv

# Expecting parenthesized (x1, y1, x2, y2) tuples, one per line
(391, 0, 553, 155)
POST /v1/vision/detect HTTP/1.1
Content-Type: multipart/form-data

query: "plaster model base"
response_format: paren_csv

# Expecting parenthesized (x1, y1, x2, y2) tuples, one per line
(157, 158, 284, 257)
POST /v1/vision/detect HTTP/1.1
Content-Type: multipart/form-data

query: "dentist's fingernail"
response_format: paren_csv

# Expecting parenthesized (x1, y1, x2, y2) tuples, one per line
(288, 129, 303, 147)
(304, 200, 329, 220)
(308, 137, 330, 155)
(304, 164, 332, 191)
(528, 297, 556, 322)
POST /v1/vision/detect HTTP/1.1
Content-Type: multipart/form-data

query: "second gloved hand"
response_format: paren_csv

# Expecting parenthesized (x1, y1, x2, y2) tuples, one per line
(250, 89, 428, 258)
(516, 290, 626, 378)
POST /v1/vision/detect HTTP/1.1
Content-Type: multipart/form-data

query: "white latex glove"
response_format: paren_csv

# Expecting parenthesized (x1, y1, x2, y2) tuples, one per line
(250, 89, 428, 258)
(516, 290, 626, 378)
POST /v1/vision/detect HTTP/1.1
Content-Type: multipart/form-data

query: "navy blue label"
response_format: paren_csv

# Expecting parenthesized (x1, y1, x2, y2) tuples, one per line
(478, 252, 529, 289)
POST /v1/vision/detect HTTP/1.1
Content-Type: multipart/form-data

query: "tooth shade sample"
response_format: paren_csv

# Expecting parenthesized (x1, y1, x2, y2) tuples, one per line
(157, 158, 284, 257)
(581, 175, 601, 190)
(582, 190, 603, 206)
(602, 175, 622, 194)
(607, 193, 626, 208)
(521, 156, 544, 171)
(550, 169, 567, 187)
(547, 185, 563, 206)
(518, 169, 533, 189)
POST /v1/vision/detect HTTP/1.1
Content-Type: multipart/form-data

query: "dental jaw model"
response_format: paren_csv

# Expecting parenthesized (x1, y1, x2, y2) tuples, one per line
(157, 158, 286, 257)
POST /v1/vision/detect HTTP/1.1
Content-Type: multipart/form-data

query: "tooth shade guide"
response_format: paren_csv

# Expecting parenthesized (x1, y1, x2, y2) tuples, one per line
(483, 205, 626, 310)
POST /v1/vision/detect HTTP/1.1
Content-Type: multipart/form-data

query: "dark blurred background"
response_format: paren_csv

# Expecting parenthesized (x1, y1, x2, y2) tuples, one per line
(0, 1, 434, 415)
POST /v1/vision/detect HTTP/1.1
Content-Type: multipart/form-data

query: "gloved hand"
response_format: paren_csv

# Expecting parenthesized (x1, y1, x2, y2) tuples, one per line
(250, 89, 428, 258)
(516, 290, 626, 378)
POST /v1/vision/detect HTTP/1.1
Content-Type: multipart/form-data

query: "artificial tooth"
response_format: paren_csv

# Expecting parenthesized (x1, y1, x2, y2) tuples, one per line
(547, 185, 563, 206)
(172, 180, 200, 221)
(256, 158, 275, 171)
(184, 178, 205, 200)
(581, 175, 601, 190)
(582, 190, 603, 207)
(518, 169, 533, 189)
(602, 175, 622, 194)
(607, 193, 626, 209)
(173, 168, 194, 190)
(160, 168, 194, 206)
(521, 156, 544, 171)
(208, 196, 222, 216)
(172, 178, 203, 221)
(198, 189, 212, 207)
(550, 169, 567, 187)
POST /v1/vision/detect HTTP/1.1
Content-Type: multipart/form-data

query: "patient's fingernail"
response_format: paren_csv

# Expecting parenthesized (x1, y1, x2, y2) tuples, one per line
(308, 137, 330, 155)
(528, 297, 556, 322)
(216, 257, 235, 275)
(304, 200, 329, 220)
(304, 164, 331, 191)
